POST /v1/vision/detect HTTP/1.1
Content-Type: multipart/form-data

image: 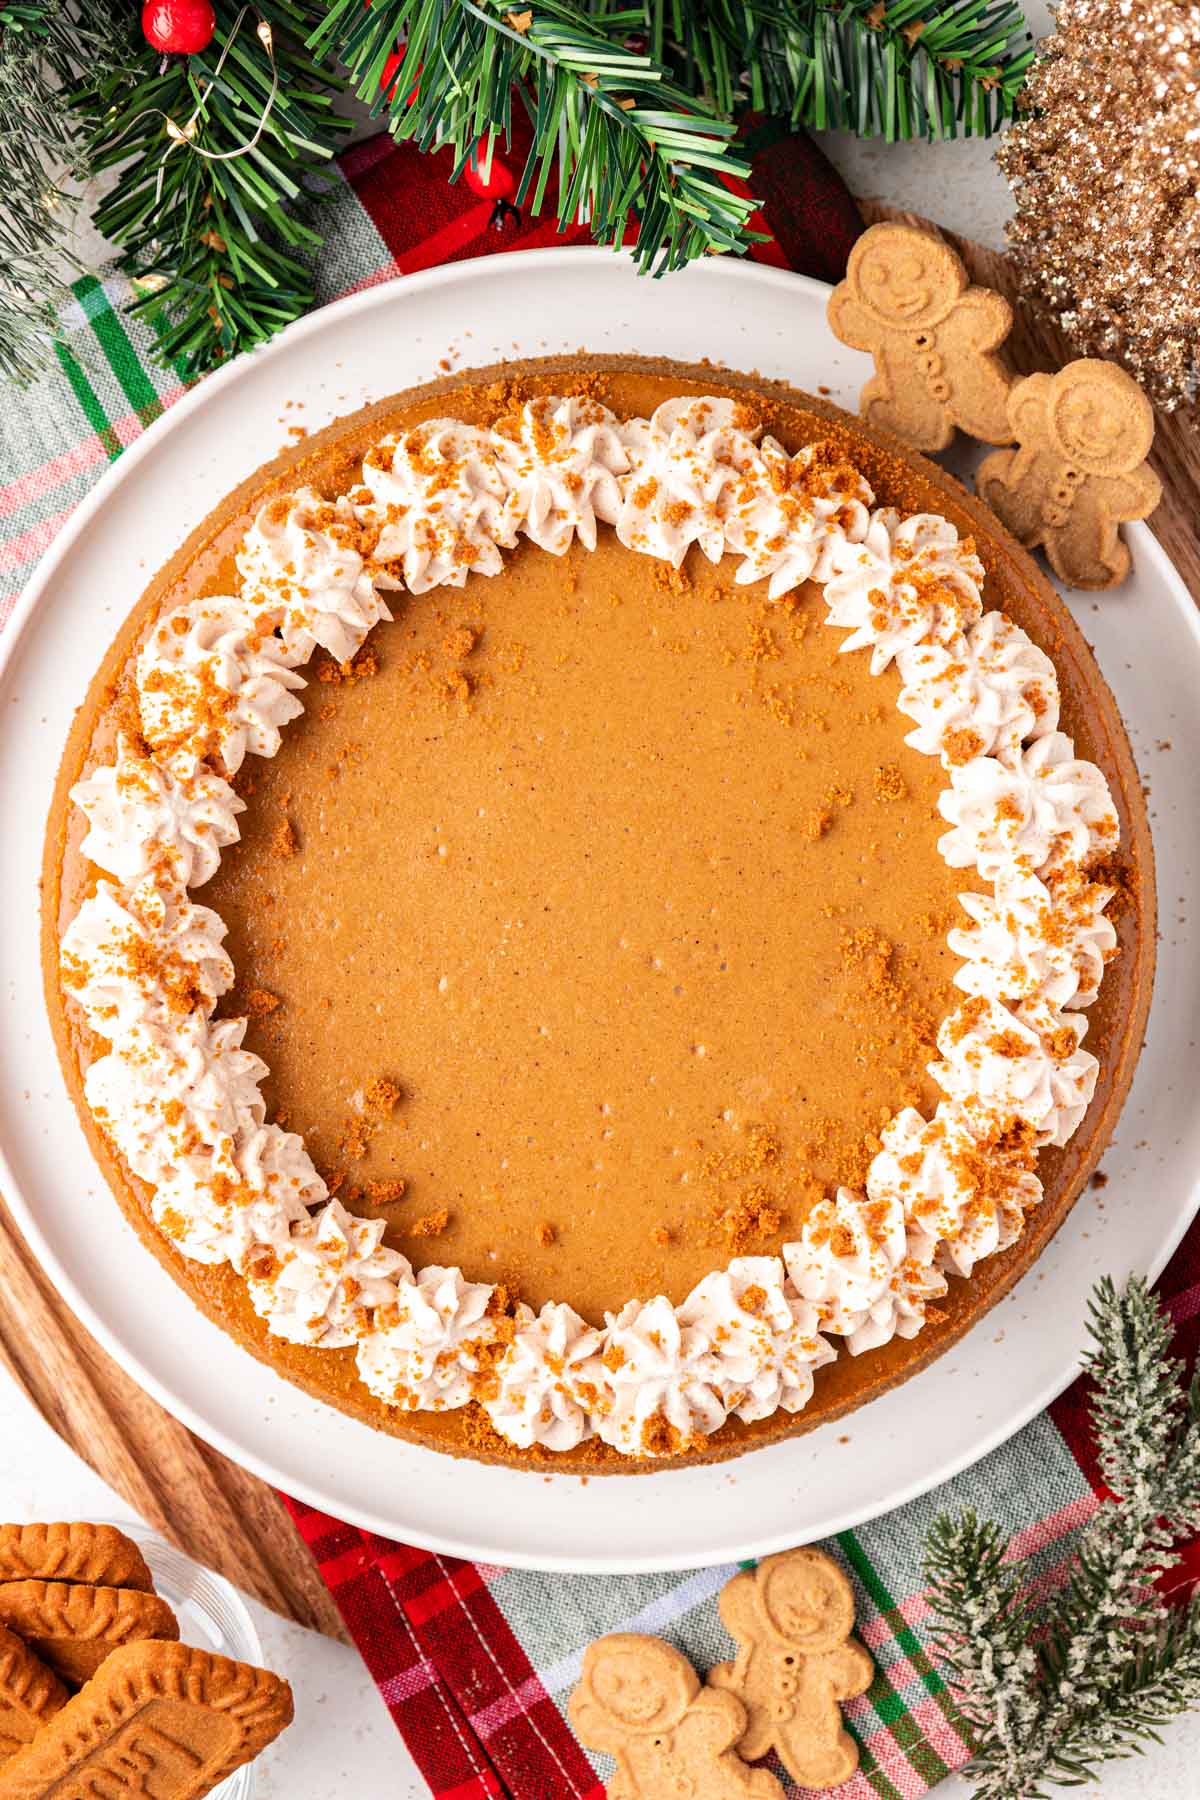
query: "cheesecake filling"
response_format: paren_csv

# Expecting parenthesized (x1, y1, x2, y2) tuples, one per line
(60, 393, 1120, 1460)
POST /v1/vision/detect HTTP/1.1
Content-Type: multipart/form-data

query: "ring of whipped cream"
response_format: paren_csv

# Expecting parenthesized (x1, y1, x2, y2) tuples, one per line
(61, 392, 1121, 1461)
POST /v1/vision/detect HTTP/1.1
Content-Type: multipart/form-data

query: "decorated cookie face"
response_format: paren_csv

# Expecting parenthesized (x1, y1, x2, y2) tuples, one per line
(977, 358, 1161, 589)
(1049, 365, 1155, 475)
(592, 1638, 691, 1733)
(852, 233, 958, 331)
(829, 222, 1015, 451)
(763, 1551, 854, 1651)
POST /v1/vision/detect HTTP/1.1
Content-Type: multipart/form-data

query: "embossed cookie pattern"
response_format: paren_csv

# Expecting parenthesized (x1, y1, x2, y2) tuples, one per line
(977, 359, 1161, 590)
(570, 1632, 783, 1800)
(0, 1523, 154, 1594)
(828, 221, 1014, 452)
(0, 1624, 68, 1764)
(0, 1580, 179, 1687)
(710, 1548, 874, 1790)
(0, 1639, 293, 1799)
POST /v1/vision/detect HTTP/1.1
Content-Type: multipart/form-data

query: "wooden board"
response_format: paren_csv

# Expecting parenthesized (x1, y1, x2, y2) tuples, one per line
(0, 1191, 347, 1640)
(0, 205, 1195, 1638)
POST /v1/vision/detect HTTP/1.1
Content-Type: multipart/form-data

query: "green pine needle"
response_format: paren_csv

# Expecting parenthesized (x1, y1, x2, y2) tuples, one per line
(0, 0, 130, 382)
(75, 0, 347, 378)
(662, 1, 1035, 140)
(5, 0, 1035, 380)
(925, 1277, 1200, 1800)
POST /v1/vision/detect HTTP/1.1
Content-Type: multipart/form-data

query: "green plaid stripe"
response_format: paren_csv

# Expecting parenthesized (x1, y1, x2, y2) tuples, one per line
(52, 338, 123, 460)
(71, 275, 165, 424)
(492, 1410, 1095, 1795)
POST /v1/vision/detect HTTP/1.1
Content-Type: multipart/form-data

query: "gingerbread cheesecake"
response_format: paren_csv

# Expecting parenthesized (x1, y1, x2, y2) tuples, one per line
(43, 356, 1154, 1471)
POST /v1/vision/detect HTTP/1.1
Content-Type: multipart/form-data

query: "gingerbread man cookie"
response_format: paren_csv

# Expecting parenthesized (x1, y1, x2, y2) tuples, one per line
(710, 1547, 873, 1790)
(977, 358, 1161, 590)
(569, 1633, 783, 1800)
(828, 221, 1014, 452)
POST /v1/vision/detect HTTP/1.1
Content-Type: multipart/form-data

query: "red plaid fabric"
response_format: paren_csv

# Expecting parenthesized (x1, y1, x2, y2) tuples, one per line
(330, 114, 863, 291)
(284, 1503, 602, 1800)
(282, 1224, 1200, 1800)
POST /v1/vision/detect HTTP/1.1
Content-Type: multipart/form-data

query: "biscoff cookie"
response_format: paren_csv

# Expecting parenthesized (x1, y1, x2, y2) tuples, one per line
(0, 1523, 154, 1593)
(0, 1581, 179, 1687)
(977, 358, 1162, 590)
(0, 1639, 293, 1799)
(827, 220, 1014, 451)
(569, 1632, 783, 1800)
(710, 1548, 874, 1790)
(0, 1625, 67, 1764)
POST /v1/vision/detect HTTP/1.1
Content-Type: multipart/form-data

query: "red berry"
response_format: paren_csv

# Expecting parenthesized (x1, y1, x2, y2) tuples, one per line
(142, 0, 216, 54)
(380, 45, 421, 105)
(464, 140, 515, 201)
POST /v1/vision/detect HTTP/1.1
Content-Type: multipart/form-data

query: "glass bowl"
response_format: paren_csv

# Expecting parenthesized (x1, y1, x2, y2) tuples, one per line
(98, 1519, 263, 1799)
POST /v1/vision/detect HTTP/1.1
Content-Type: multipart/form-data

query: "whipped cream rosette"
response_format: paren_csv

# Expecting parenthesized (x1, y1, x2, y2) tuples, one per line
(356, 1265, 496, 1411)
(490, 395, 634, 555)
(783, 1189, 946, 1357)
(723, 437, 874, 599)
(152, 1121, 323, 1274)
(866, 1103, 1043, 1281)
(71, 735, 244, 890)
(896, 610, 1060, 769)
(939, 731, 1119, 879)
(86, 1014, 267, 1188)
(615, 395, 767, 567)
(930, 995, 1099, 1148)
(246, 1199, 408, 1349)
(482, 1301, 604, 1452)
(60, 877, 233, 1039)
(136, 597, 307, 774)
(60, 389, 1125, 1459)
(585, 1294, 729, 1455)
(237, 486, 394, 664)
(823, 509, 985, 675)
(676, 1257, 836, 1422)
(354, 418, 519, 593)
(949, 867, 1117, 1011)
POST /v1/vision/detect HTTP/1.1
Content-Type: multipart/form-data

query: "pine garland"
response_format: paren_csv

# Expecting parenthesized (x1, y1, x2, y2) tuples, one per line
(313, 0, 760, 276)
(0, 0, 129, 382)
(925, 1277, 1200, 1800)
(4, 0, 1035, 380)
(76, 0, 347, 377)
(317, 1, 1035, 277)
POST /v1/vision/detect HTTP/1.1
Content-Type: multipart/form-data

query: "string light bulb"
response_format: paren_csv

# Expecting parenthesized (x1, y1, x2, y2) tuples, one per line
(140, 8, 282, 207)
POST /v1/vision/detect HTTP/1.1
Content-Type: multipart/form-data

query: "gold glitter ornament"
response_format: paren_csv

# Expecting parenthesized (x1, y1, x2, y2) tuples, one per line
(997, 0, 1200, 411)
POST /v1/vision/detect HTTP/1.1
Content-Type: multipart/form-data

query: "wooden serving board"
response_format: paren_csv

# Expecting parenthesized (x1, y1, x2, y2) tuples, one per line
(0, 206, 1195, 1640)
(0, 1190, 347, 1640)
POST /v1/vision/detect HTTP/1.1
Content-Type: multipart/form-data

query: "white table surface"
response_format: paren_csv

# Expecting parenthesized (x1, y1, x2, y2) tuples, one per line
(10, 6, 1200, 1790)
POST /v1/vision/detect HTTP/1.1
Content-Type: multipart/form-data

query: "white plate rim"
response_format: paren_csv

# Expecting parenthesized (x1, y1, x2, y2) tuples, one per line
(1, 245, 1196, 1571)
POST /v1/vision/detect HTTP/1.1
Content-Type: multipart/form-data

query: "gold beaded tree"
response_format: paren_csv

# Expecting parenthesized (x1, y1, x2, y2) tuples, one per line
(998, 0, 1200, 411)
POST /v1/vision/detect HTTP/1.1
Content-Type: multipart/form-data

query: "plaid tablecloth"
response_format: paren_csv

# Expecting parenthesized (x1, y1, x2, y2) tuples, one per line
(5, 126, 1199, 1800)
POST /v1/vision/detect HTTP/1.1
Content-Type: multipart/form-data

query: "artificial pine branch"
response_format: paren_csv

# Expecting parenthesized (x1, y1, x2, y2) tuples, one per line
(74, 0, 347, 377)
(311, 0, 761, 274)
(5, 0, 1034, 381)
(0, 0, 130, 382)
(924, 1511, 1042, 1797)
(315, 0, 1034, 280)
(925, 1277, 1200, 1800)
(657, 1, 1035, 140)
